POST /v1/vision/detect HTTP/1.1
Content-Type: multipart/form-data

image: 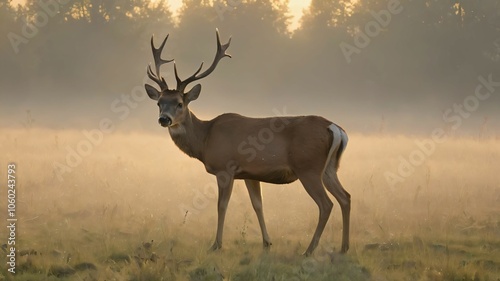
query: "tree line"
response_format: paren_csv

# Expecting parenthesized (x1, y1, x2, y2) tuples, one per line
(1, 0, 498, 110)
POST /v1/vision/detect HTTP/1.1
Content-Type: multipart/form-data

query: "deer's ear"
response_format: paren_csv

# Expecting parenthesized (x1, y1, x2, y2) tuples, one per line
(145, 84, 160, 100)
(185, 84, 201, 103)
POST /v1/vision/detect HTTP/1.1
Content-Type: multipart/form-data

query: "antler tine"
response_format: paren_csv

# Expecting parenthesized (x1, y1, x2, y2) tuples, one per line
(151, 35, 174, 76)
(173, 62, 181, 86)
(175, 62, 204, 86)
(147, 64, 164, 86)
(148, 35, 174, 90)
(177, 29, 231, 92)
(216, 28, 232, 59)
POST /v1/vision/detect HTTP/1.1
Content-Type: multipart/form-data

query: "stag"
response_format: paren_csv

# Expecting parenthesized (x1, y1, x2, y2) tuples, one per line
(144, 30, 350, 256)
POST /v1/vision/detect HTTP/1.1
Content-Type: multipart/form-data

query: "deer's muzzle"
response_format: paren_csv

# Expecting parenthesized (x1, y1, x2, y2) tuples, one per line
(158, 116, 172, 127)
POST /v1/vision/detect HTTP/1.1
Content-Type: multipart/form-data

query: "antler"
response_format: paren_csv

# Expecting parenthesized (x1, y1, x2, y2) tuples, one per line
(147, 35, 174, 91)
(175, 29, 231, 92)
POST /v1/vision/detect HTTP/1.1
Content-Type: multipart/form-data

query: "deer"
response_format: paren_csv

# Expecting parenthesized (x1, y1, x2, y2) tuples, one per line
(144, 29, 351, 256)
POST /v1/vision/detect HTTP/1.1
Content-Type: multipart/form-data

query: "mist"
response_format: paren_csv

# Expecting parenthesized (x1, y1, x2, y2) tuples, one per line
(1, 0, 499, 135)
(1, 0, 499, 280)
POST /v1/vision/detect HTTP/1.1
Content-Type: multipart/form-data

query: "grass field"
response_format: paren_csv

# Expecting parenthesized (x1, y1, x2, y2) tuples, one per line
(1, 128, 499, 280)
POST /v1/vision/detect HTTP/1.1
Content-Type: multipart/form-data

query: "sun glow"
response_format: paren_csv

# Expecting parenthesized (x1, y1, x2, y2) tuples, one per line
(10, 0, 311, 31)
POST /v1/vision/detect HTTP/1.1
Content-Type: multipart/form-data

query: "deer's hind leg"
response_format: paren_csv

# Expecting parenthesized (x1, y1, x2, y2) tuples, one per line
(297, 171, 333, 256)
(323, 168, 350, 253)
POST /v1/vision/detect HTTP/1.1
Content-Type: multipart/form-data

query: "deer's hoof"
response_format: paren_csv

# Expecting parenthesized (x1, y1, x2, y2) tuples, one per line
(302, 251, 313, 257)
(208, 242, 222, 253)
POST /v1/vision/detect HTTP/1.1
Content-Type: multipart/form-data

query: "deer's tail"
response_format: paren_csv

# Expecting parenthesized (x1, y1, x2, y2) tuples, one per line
(326, 123, 348, 171)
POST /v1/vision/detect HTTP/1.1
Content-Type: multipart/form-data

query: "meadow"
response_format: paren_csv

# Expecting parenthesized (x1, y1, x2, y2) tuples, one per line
(0, 127, 499, 280)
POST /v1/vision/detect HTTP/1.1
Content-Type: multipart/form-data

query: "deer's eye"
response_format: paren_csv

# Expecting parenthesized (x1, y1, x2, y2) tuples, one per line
(177, 103, 183, 109)
(157, 103, 160, 107)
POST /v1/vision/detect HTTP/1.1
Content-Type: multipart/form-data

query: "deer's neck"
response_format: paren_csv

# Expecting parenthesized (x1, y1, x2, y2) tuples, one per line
(168, 111, 210, 162)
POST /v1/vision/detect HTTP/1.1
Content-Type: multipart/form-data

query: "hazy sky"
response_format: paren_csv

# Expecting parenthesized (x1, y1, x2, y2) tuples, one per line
(169, 0, 310, 30)
(13, 0, 311, 30)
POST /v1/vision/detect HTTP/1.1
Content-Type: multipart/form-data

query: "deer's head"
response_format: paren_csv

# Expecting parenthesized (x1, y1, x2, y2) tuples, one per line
(145, 30, 231, 128)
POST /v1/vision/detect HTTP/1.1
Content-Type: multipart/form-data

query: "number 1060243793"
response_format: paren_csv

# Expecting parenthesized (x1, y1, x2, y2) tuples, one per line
(7, 163, 17, 274)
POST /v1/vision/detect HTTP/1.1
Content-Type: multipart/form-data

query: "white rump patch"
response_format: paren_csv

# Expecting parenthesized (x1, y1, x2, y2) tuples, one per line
(321, 124, 344, 179)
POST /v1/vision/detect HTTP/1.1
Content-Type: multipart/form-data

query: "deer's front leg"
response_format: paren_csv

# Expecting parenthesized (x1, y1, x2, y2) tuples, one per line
(209, 172, 235, 252)
(244, 179, 272, 248)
